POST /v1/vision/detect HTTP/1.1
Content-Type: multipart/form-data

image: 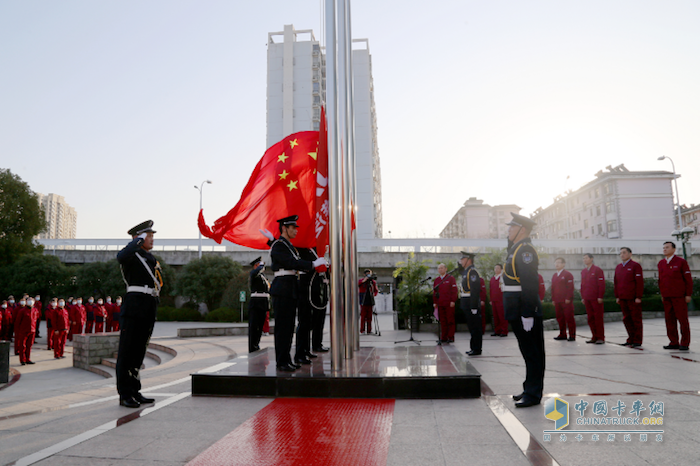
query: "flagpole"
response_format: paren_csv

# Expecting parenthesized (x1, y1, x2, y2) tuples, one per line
(325, 0, 345, 371)
(344, 0, 360, 351)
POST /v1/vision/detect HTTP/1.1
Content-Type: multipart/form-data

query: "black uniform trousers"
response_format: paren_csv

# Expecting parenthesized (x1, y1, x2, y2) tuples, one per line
(272, 295, 296, 367)
(462, 297, 483, 353)
(295, 275, 313, 359)
(248, 297, 268, 353)
(116, 293, 157, 400)
(509, 315, 545, 402)
(312, 305, 327, 350)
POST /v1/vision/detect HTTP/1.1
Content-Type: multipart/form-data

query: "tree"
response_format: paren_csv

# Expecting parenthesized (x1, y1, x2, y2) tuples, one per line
(174, 255, 242, 311)
(474, 248, 508, 280)
(0, 169, 46, 266)
(73, 260, 125, 299)
(0, 254, 71, 300)
(393, 252, 432, 321)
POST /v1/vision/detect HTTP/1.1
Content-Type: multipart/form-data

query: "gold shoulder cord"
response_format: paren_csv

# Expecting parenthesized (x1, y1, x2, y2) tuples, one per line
(503, 243, 539, 284)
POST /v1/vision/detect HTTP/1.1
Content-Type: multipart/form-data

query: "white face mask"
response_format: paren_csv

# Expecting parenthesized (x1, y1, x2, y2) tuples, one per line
(116, 299, 122, 305)
(27, 299, 34, 307)
(72, 301, 77, 305)
(51, 302, 57, 308)
(1, 304, 6, 309)
(97, 300, 103, 305)
(35, 296, 40, 301)
(19, 300, 26, 306)
(88, 299, 94, 304)
(58, 301, 65, 307)
(9, 299, 15, 304)
(78, 299, 82, 304)
(106, 298, 111, 303)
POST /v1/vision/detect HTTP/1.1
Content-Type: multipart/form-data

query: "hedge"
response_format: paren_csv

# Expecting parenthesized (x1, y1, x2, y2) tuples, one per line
(204, 307, 244, 323)
(156, 306, 203, 322)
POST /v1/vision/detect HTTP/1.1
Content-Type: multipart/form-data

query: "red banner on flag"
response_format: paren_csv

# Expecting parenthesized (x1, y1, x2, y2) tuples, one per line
(199, 112, 329, 250)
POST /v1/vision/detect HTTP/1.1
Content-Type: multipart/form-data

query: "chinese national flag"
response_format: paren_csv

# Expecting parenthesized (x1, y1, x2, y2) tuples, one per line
(199, 111, 329, 250)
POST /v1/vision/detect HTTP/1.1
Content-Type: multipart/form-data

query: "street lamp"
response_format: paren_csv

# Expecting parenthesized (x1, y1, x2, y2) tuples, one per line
(194, 180, 212, 259)
(658, 155, 683, 229)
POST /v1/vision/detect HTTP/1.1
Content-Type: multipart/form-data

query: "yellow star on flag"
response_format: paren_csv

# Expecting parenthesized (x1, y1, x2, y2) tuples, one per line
(289, 139, 299, 149)
(287, 180, 298, 191)
(278, 152, 289, 163)
(278, 170, 289, 180)
(308, 150, 317, 160)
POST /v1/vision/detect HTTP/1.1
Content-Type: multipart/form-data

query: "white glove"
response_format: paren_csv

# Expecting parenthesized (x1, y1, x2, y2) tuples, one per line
(258, 261, 265, 267)
(471, 309, 478, 315)
(521, 317, 534, 332)
(259, 229, 274, 241)
(312, 257, 327, 268)
(138, 232, 147, 240)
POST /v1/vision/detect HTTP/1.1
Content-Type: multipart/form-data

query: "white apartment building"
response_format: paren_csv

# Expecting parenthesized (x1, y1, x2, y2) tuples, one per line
(440, 197, 521, 239)
(266, 24, 383, 240)
(680, 204, 700, 236)
(531, 164, 676, 240)
(36, 193, 77, 239)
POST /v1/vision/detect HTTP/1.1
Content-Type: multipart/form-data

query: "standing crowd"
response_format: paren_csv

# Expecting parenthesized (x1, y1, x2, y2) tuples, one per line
(0, 294, 122, 365)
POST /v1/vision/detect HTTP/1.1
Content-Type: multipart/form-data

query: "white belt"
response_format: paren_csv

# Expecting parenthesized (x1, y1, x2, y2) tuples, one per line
(503, 285, 522, 292)
(251, 292, 270, 298)
(274, 270, 298, 277)
(460, 292, 471, 297)
(127, 285, 159, 296)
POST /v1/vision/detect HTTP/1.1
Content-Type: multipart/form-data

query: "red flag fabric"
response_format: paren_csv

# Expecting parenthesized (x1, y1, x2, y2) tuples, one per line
(199, 129, 328, 250)
(314, 108, 330, 255)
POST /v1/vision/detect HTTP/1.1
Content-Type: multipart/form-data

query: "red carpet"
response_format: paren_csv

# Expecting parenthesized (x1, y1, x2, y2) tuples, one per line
(186, 398, 395, 466)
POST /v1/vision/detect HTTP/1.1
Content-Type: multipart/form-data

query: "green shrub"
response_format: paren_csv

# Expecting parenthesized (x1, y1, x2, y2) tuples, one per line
(156, 306, 203, 322)
(205, 307, 243, 323)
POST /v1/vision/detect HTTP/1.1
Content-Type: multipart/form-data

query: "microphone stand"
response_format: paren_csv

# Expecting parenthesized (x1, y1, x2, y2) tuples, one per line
(394, 276, 431, 345)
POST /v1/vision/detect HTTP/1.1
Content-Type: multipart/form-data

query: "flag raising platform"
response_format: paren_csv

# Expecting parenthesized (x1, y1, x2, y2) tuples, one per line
(191, 345, 481, 399)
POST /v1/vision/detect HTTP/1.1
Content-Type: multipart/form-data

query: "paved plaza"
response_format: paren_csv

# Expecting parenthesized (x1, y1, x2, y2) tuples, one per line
(1, 315, 699, 466)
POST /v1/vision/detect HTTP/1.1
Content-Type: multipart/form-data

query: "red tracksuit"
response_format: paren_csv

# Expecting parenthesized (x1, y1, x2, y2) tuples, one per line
(0, 306, 11, 341)
(614, 260, 644, 345)
(85, 304, 95, 333)
(552, 269, 576, 339)
(538, 275, 546, 300)
(490, 274, 507, 336)
(105, 303, 114, 332)
(53, 306, 70, 358)
(94, 305, 107, 333)
(14, 305, 37, 364)
(111, 304, 121, 331)
(581, 264, 606, 342)
(433, 274, 458, 341)
(658, 256, 693, 347)
(69, 304, 86, 339)
(358, 278, 378, 333)
(45, 305, 55, 349)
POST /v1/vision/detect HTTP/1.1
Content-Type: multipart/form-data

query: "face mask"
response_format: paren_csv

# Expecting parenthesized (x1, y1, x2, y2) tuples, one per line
(116, 299, 122, 305)
(72, 301, 77, 305)
(51, 302, 57, 308)
(19, 300, 26, 306)
(88, 299, 94, 304)
(1, 304, 6, 309)
(97, 300, 103, 305)
(58, 301, 65, 307)
(106, 298, 111, 303)
(35, 296, 40, 301)
(78, 299, 82, 304)
(9, 299, 15, 304)
(27, 299, 34, 307)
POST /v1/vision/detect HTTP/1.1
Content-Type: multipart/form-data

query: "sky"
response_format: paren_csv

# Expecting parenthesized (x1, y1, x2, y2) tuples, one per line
(2, 1, 699, 239)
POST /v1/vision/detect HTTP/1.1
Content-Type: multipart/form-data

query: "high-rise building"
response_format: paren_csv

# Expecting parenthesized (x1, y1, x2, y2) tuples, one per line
(36, 193, 77, 239)
(531, 164, 676, 240)
(440, 198, 521, 239)
(266, 24, 383, 240)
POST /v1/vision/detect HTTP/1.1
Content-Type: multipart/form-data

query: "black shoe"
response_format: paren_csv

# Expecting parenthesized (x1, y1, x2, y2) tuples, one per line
(294, 357, 312, 365)
(568, 337, 576, 342)
(20, 362, 26, 366)
(586, 339, 597, 344)
(679, 346, 689, 351)
(277, 364, 297, 372)
(500, 334, 508, 337)
(291, 361, 302, 369)
(313, 346, 330, 352)
(134, 393, 155, 404)
(466, 351, 482, 356)
(621, 342, 633, 346)
(513, 392, 525, 401)
(448, 339, 455, 343)
(553, 336, 567, 341)
(515, 398, 541, 408)
(490, 333, 499, 337)
(120, 397, 140, 408)
(306, 352, 318, 358)
(663, 344, 680, 350)
(26, 360, 35, 364)
(631, 343, 642, 348)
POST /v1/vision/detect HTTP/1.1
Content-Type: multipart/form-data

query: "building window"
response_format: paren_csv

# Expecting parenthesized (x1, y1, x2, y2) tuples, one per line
(590, 209, 593, 217)
(597, 224, 603, 235)
(607, 220, 618, 232)
(596, 205, 601, 216)
(604, 183, 612, 195)
(606, 201, 615, 214)
(595, 187, 600, 198)
(584, 219, 589, 228)
(588, 191, 592, 199)
(591, 227, 594, 235)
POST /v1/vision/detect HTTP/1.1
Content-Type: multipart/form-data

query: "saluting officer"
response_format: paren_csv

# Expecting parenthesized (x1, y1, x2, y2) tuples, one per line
(115, 220, 162, 408)
(248, 256, 270, 353)
(503, 213, 545, 408)
(459, 252, 482, 356)
(269, 215, 327, 372)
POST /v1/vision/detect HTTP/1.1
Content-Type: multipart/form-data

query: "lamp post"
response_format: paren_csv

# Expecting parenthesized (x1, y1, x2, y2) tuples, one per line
(194, 180, 212, 259)
(658, 155, 683, 229)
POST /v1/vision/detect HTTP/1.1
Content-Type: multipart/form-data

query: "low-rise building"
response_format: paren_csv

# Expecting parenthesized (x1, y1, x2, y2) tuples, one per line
(440, 198, 521, 239)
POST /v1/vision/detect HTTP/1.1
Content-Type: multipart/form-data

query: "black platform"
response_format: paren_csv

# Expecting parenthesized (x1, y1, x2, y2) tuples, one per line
(192, 345, 481, 399)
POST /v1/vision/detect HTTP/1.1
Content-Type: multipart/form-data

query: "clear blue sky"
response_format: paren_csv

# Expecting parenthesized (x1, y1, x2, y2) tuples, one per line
(2, 1, 699, 239)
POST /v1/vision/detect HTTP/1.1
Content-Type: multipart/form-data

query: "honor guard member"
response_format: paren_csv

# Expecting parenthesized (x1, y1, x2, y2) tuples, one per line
(248, 256, 270, 353)
(116, 220, 162, 408)
(269, 215, 327, 372)
(503, 213, 545, 408)
(295, 247, 323, 364)
(459, 252, 482, 356)
(311, 260, 330, 353)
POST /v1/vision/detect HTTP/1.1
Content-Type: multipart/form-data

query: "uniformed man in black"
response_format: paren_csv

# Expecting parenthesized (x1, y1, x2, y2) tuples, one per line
(269, 215, 327, 372)
(311, 262, 330, 353)
(248, 256, 270, 353)
(115, 220, 162, 408)
(459, 252, 482, 356)
(294, 247, 323, 365)
(503, 213, 545, 408)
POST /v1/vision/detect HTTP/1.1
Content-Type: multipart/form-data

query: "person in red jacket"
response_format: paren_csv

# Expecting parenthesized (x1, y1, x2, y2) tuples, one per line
(33, 295, 42, 339)
(104, 296, 114, 332)
(45, 299, 56, 350)
(358, 269, 378, 334)
(581, 253, 606, 344)
(490, 264, 508, 337)
(14, 298, 37, 365)
(433, 263, 458, 342)
(53, 299, 70, 358)
(111, 297, 122, 331)
(480, 277, 487, 334)
(658, 241, 693, 350)
(538, 275, 546, 301)
(614, 247, 644, 347)
(0, 300, 9, 341)
(551, 257, 576, 341)
(85, 297, 95, 333)
(75, 298, 87, 334)
(95, 299, 107, 333)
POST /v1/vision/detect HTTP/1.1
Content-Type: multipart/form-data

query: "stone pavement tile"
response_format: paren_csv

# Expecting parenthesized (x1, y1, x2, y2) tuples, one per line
(0, 432, 74, 465)
(437, 425, 513, 445)
(34, 456, 117, 466)
(442, 443, 530, 466)
(59, 433, 155, 459)
(126, 436, 216, 463)
(433, 409, 502, 427)
(386, 442, 445, 466)
(389, 424, 440, 444)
